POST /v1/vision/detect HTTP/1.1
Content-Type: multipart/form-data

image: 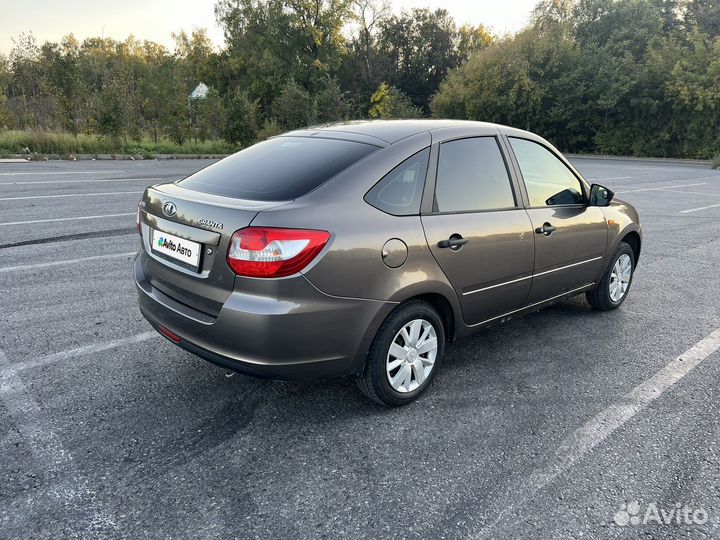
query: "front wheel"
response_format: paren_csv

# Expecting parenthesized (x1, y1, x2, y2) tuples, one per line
(586, 242, 635, 311)
(358, 301, 445, 406)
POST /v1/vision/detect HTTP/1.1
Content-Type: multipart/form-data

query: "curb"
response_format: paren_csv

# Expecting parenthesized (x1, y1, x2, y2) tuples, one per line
(566, 154, 714, 166)
(0, 153, 230, 161)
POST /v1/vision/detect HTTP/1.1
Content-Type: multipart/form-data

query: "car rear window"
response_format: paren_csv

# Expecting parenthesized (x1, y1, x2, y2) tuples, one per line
(178, 137, 379, 201)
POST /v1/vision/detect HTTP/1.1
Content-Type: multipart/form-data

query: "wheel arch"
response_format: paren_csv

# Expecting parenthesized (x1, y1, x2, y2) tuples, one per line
(620, 230, 641, 265)
(386, 280, 462, 341)
(405, 292, 456, 343)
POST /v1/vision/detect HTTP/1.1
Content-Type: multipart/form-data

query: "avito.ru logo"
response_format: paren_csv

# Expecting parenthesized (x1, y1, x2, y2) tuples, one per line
(614, 501, 708, 527)
(158, 236, 175, 250)
(157, 236, 193, 257)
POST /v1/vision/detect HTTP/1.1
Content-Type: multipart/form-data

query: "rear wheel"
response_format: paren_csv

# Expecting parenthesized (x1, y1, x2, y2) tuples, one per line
(586, 242, 635, 311)
(358, 301, 445, 406)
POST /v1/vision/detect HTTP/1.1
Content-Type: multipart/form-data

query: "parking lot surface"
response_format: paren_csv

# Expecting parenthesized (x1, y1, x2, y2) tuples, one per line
(1, 157, 719, 539)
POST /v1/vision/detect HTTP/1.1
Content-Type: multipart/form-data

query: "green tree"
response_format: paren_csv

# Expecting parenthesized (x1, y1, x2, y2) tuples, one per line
(456, 24, 493, 61)
(350, 0, 390, 84)
(665, 33, 720, 156)
(285, 0, 353, 88)
(315, 77, 348, 122)
(222, 88, 258, 145)
(215, 0, 296, 112)
(531, 0, 575, 30)
(273, 79, 315, 128)
(685, 0, 720, 38)
(376, 8, 465, 111)
(190, 87, 224, 141)
(0, 54, 13, 129)
(8, 32, 45, 128)
(172, 29, 216, 85)
(573, 0, 664, 58)
(137, 41, 173, 142)
(42, 35, 88, 134)
(96, 73, 131, 141)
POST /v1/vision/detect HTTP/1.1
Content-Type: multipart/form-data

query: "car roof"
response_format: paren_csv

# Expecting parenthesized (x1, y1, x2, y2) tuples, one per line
(281, 119, 531, 145)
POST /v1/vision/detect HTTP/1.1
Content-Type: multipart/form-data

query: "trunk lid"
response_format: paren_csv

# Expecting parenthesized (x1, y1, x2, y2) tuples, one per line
(139, 182, 289, 316)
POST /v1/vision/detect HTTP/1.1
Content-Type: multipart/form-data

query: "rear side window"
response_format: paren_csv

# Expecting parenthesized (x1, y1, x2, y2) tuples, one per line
(364, 148, 430, 216)
(179, 137, 379, 201)
(434, 137, 516, 213)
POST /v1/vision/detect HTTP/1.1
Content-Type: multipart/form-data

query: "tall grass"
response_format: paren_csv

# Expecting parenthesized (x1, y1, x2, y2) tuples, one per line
(713, 153, 720, 170)
(0, 130, 240, 156)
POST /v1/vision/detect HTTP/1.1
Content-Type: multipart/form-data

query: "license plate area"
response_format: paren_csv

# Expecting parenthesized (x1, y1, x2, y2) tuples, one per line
(150, 228, 202, 272)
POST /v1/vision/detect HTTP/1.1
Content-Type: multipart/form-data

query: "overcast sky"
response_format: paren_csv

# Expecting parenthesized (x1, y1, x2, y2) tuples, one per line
(0, 0, 537, 54)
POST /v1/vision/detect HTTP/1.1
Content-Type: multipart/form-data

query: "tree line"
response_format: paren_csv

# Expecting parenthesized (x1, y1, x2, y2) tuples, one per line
(0, 1, 490, 150)
(433, 0, 720, 158)
(0, 0, 718, 158)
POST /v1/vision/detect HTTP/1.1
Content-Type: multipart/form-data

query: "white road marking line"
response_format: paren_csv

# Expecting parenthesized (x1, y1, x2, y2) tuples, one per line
(587, 176, 632, 181)
(615, 182, 708, 194)
(0, 252, 137, 273)
(0, 190, 143, 201)
(0, 177, 164, 185)
(655, 188, 720, 197)
(0, 350, 68, 469)
(14, 332, 157, 373)
(475, 328, 720, 537)
(0, 348, 119, 531)
(680, 203, 720, 214)
(0, 170, 122, 176)
(0, 212, 134, 226)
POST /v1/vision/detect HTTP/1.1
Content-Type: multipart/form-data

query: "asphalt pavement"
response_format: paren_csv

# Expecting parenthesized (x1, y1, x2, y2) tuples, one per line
(1, 156, 719, 539)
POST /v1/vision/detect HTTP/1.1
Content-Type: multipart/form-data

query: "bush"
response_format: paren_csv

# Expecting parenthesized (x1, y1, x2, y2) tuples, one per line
(256, 119, 283, 141)
(0, 130, 106, 154)
(0, 130, 239, 155)
(369, 82, 423, 119)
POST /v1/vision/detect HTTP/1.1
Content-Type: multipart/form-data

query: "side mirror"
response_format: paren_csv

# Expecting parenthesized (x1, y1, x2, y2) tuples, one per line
(589, 184, 614, 207)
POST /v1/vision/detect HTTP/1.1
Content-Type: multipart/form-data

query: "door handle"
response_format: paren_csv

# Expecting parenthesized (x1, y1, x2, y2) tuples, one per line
(535, 223, 557, 236)
(438, 234, 468, 250)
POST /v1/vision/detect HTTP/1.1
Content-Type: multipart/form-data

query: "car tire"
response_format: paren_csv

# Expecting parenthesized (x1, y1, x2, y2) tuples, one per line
(586, 241, 635, 311)
(358, 300, 445, 406)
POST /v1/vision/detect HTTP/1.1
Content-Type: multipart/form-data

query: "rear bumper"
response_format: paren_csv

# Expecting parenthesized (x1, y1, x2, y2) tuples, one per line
(135, 253, 394, 379)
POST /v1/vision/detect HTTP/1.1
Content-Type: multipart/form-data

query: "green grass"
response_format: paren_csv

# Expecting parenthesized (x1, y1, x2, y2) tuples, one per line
(0, 130, 240, 156)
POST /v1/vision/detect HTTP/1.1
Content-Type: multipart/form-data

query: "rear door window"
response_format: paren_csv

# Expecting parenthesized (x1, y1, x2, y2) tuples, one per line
(434, 137, 516, 213)
(179, 137, 379, 201)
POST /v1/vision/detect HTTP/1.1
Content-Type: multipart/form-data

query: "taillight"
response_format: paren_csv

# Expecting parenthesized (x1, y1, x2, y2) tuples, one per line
(226, 227, 331, 278)
(136, 201, 142, 234)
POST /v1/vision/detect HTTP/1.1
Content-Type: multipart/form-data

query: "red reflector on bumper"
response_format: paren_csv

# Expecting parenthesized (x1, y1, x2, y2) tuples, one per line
(157, 325, 182, 343)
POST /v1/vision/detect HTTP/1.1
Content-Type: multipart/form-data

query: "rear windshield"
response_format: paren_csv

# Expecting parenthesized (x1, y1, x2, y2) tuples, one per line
(178, 137, 379, 201)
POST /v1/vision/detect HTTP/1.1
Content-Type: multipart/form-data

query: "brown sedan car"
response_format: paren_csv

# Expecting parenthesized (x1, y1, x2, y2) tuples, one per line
(135, 120, 641, 406)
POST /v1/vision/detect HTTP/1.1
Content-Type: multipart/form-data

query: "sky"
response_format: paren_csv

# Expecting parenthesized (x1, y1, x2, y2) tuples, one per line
(0, 0, 538, 55)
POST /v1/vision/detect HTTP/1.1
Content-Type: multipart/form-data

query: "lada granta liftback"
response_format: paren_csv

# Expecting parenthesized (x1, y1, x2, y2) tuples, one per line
(135, 120, 641, 406)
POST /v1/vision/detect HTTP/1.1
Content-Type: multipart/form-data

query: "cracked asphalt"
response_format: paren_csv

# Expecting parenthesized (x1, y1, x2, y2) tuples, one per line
(1, 156, 719, 539)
